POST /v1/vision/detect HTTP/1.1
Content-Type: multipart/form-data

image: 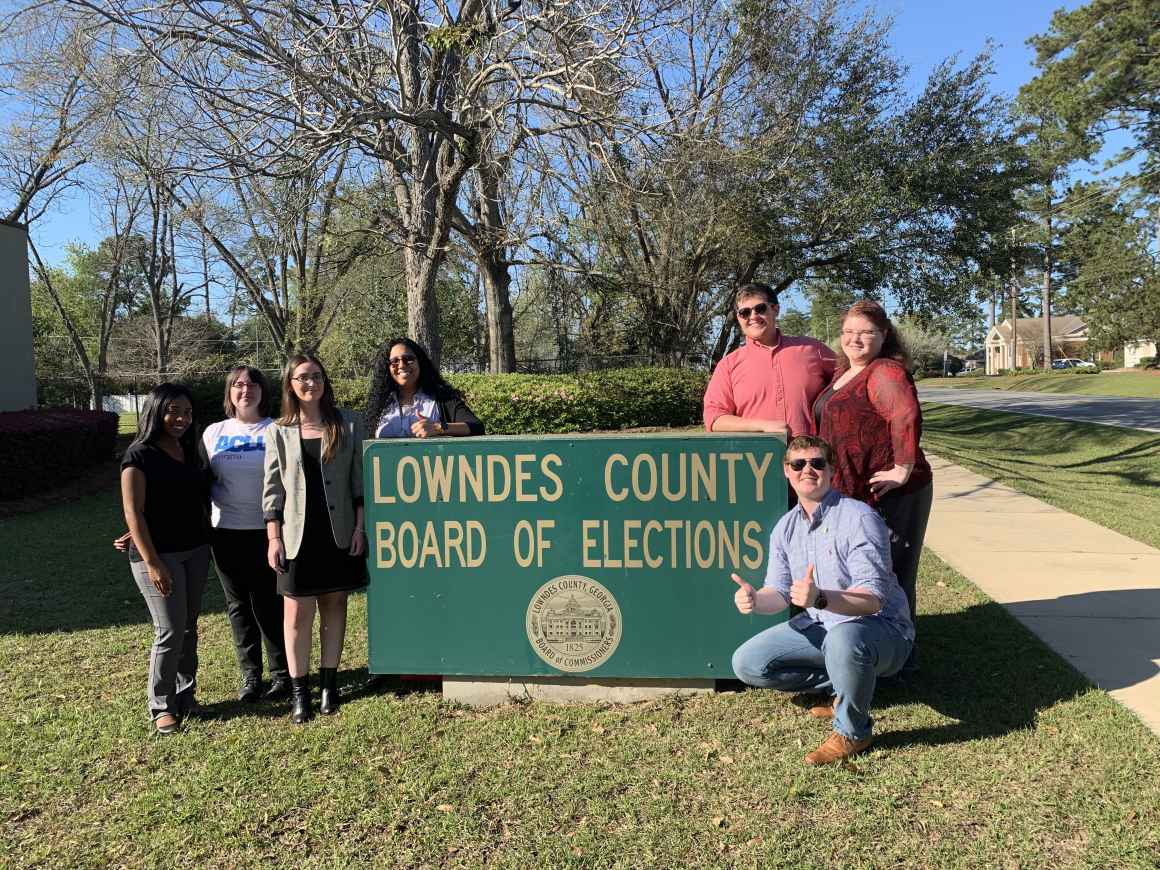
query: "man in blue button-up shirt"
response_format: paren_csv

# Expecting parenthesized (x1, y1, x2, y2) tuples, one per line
(730, 435, 914, 765)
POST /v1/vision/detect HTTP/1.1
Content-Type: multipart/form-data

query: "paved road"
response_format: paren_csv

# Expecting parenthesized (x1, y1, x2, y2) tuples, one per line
(918, 386, 1160, 433)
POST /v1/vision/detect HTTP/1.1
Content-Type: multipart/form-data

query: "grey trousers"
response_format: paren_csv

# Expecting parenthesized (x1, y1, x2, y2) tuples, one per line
(130, 545, 211, 720)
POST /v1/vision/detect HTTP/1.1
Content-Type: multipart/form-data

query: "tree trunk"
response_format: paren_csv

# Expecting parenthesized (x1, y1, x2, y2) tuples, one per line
(1042, 195, 1053, 370)
(1009, 280, 1018, 370)
(480, 252, 516, 373)
(403, 245, 442, 365)
(710, 314, 736, 366)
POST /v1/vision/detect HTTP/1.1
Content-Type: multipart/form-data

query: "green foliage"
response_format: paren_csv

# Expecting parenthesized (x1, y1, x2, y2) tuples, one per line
(0, 409, 117, 499)
(1057, 181, 1160, 352)
(1025, 0, 1160, 187)
(1138, 356, 1156, 369)
(330, 368, 708, 433)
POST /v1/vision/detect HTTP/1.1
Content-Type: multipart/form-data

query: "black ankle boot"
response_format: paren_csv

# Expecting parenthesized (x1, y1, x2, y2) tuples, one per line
(289, 676, 312, 724)
(319, 667, 339, 715)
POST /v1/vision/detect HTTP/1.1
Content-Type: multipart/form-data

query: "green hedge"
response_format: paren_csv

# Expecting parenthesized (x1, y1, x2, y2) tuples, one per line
(0, 409, 118, 500)
(331, 367, 708, 434)
(120, 368, 707, 435)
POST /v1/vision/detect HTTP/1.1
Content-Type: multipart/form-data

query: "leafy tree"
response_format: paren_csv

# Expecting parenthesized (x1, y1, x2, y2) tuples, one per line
(1058, 181, 1160, 353)
(1025, 0, 1160, 192)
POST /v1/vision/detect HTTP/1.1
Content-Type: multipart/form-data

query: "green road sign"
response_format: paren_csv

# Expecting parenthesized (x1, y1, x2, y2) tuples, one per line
(365, 432, 788, 679)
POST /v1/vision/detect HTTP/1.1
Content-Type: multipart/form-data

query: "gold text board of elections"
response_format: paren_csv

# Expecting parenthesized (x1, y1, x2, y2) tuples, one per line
(364, 433, 787, 678)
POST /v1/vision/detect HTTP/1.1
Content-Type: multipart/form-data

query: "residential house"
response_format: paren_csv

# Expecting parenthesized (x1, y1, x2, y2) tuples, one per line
(984, 315, 1110, 375)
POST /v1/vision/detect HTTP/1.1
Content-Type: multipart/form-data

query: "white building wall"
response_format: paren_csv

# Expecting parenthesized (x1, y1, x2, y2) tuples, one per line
(0, 222, 36, 411)
(1125, 340, 1157, 368)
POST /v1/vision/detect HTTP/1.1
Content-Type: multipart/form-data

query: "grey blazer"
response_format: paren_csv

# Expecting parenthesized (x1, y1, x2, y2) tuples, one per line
(262, 409, 364, 559)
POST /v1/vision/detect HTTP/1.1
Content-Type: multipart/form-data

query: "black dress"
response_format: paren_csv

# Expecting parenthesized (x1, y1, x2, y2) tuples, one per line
(278, 437, 368, 597)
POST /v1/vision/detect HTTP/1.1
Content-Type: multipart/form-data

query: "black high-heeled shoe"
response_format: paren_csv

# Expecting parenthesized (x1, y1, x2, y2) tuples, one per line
(289, 675, 312, 724)
(319, 667, 340, 715)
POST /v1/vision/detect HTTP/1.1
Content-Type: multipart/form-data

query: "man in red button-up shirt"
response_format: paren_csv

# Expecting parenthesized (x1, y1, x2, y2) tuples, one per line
(704, 283, 836, 437)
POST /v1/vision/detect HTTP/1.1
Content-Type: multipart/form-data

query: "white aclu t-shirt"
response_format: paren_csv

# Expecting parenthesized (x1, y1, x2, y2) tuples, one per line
(202, 417, 273, 529)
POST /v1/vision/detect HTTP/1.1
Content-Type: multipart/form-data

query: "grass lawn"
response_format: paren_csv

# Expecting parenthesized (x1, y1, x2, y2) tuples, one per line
(118, 412, 138, 435)
(921, 403, 1160, 550)
(3, 488, 1160, 866)
(921, 370, 1160, 398)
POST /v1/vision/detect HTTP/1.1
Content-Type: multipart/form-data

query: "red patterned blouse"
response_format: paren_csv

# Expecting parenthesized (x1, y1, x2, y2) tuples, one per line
(816, 357, 932, 504)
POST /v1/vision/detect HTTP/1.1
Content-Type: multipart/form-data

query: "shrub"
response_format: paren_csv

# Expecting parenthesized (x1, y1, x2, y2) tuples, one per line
(0, 409, 118, 500)
(109, 374, 285, 431)
(331, 367, 708, 434)
(1137, 356, 1156, 369)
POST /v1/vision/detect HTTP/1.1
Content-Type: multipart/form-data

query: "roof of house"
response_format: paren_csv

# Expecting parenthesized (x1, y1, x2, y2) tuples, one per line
(987, 315, 1087, 342)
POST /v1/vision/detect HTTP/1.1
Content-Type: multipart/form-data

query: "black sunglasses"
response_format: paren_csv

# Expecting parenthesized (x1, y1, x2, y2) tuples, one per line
(736, 302, 772, 319)
(786, 457, 827, 471)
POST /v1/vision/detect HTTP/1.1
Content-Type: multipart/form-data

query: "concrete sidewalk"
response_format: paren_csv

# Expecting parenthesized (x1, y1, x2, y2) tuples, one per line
(923, 453, 1160, 735)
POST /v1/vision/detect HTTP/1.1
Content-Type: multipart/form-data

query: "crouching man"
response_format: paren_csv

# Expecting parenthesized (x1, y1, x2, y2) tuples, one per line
(730, 435, 914, 765)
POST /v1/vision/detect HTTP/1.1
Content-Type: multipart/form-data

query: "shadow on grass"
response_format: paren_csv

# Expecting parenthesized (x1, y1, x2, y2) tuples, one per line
(194, 666, 426, 721)
(871, 590, 1160, 749)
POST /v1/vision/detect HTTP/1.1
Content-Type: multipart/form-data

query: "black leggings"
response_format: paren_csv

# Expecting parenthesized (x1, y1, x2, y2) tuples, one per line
(211, 527, 288, 681)
(876, 481, 933, 626)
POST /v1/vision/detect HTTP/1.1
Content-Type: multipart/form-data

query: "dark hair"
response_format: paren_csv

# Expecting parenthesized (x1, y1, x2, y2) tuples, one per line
(734, 282, 779, 309)
(835, 299, 912, 373)
(131, 382, 200, 464)
(223, 365, 272, 419)
(785, 435, 836, 466)
(279, 352, 346, 463)
(364, 337, 459, 432)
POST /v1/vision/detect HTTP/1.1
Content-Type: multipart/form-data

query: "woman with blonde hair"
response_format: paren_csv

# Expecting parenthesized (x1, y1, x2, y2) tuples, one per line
(263, 353, 366, 723)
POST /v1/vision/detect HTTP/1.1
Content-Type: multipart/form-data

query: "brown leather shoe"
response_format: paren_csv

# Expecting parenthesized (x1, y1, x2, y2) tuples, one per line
(807, 696, 837, 719)
(804, 731, 872, 765)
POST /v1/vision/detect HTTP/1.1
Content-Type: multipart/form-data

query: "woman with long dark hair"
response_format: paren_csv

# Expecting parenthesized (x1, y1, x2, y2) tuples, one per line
(814, 299, 933, 631)
(263, 353, 366, 723)
(364, 337, 484, 439)
(120, 383, 211, 734)
(202, 366, 290, 703)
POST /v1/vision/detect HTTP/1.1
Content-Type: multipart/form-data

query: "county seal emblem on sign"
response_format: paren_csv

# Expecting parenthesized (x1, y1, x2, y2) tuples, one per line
(526, 575, 623, 673)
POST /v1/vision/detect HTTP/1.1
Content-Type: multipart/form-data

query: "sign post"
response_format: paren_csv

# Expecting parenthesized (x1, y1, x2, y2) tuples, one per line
(365, 432, 787, 703)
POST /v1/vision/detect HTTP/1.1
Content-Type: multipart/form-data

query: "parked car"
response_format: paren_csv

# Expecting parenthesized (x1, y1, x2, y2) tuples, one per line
(1052, 358, 1097, 370)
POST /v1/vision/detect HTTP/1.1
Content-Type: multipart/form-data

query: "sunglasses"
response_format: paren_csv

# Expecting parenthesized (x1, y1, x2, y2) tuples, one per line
(736, 302, 772, 319)
(786, 457, 827, 472)
(389, 354, 417, 368)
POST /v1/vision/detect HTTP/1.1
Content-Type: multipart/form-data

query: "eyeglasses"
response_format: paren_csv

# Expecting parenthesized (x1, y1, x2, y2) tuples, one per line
(389, 354, 417, 368)
(786, 457, 827, 472)
(841, 329, 880, 339)
(736, 302, 772, 320)
(291, 373, 325, 384)
(232, 381, 259, 391)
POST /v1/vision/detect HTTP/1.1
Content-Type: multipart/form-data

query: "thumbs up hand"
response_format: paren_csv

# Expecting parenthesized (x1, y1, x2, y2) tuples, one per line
(790, 564, 818, 608)
(731, 573, 757, 614)
(411, 413, 441, 438)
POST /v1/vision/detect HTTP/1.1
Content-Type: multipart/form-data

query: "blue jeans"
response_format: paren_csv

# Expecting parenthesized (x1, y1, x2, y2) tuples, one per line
(732, 616, 912, 742)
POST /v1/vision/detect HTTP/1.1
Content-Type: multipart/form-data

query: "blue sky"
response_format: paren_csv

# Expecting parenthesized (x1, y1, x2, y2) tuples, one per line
(875, 0, 1079, 100)
(31, 0, 1085, 277)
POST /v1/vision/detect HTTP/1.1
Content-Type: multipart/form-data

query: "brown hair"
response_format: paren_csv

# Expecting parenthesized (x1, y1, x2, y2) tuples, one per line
(223, 365, 272, 419)
(784, 435, 836, 466)
(734, 282, 779, 309)
(279, 352, 345, 463)
(835, 299, 912, 374)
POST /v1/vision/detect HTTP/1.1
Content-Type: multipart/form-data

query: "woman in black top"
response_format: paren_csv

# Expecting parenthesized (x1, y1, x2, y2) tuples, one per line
(364, 337, 485, 438)
(120, 383, 211, 735)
